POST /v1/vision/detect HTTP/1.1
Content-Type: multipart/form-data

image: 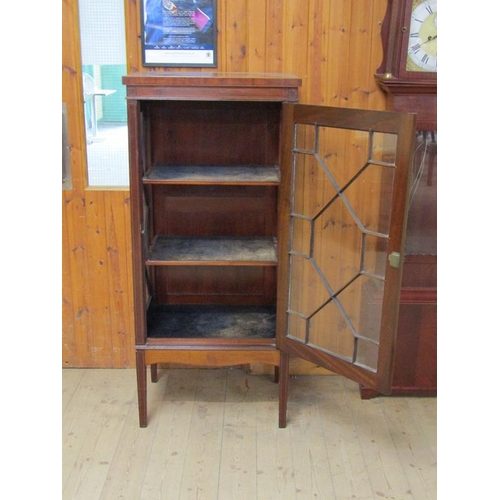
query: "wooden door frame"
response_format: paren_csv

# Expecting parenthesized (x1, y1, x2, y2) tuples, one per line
(276, 103, 416, 395)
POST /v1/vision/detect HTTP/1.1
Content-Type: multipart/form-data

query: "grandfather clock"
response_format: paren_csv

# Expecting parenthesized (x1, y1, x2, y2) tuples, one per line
(360, 0, 437, 398)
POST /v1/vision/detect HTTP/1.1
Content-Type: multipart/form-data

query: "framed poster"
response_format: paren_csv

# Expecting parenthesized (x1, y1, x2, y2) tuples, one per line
(141, 0, 217, 67)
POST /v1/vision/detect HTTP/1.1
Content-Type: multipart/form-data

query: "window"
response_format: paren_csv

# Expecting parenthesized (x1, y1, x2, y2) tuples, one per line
(79, 0, 129, 187)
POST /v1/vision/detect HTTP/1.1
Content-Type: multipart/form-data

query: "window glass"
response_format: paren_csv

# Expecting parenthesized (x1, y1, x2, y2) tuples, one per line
(79, 0, 129, 187)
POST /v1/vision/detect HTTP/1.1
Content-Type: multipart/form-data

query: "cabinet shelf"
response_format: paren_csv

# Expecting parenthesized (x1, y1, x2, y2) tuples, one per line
(143, 165, 280, 185)
(147, 236, 278, 266)
(147, 304, 276, 340)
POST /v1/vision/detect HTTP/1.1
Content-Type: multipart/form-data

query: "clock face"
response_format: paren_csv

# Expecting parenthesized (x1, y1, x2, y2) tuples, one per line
(406, 0, 437, 73)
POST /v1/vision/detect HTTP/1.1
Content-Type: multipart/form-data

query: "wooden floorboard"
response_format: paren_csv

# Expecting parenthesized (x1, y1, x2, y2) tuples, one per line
(62, 368, 437, 500)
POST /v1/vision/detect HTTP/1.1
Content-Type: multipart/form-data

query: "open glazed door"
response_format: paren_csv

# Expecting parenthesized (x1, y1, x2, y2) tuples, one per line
(277, 104, 416, 426)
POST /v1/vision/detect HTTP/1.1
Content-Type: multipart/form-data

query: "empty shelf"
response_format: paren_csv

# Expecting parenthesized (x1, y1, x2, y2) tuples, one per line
(147, 304, 276, 339)
(147, 236, 278, 265)
(143, 165, 280, 184)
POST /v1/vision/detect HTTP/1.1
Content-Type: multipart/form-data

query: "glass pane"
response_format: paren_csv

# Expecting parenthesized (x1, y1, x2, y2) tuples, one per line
(336, 274, 384, 343)
(405, 131, 437, 255)
(288, 255, 330, 318)
(295, 123, 317, 153)
(308, 301, 354, 361)
(79, 0, 129, 187)
(317, 127, 369, 190)
(314, 197, 362, 294)
(286, 123, 399, 373)
(292, 153, 327, 218)
(291, 217, 312, 256)
(287, 314, 307, 343)
(371, 132, 397, 165)
(355, 339, 378, 371)
(342, 162, 395, 236)
(363, 233, 388, 277)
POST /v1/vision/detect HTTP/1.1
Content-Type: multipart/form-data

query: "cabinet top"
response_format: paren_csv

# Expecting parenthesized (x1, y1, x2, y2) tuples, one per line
(122, 71, 302, 102)
(123, 71, 301, 87)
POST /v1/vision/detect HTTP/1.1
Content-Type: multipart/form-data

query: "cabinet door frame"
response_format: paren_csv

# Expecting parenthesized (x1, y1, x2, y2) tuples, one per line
(276, 103, 416, 395)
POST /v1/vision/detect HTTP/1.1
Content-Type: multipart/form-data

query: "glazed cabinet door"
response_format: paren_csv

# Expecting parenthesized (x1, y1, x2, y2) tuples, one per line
(277, 104, 416, 395)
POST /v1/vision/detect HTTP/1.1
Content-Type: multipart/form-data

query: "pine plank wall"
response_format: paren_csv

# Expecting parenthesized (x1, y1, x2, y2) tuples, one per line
(62, 0, 389, 368)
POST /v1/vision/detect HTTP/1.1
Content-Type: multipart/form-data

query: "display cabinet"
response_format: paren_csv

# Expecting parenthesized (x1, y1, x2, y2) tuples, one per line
(123, 72, 416, 427)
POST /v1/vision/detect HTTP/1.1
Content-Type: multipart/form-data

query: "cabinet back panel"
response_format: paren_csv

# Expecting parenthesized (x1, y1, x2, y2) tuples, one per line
(146, 101, 281, 166)
(152, 266, 277, 306)
(152, 185, 277, 237)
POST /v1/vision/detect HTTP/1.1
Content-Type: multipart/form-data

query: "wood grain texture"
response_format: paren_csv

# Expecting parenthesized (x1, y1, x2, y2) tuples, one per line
(62, 0, 390, 368)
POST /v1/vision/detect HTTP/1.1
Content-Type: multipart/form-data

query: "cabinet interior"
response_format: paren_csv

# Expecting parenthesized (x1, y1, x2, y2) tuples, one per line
(139, 100, 282, 341)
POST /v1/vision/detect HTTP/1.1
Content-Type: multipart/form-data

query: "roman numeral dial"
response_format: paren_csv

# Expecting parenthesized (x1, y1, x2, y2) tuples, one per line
(406, 0, 437, 72)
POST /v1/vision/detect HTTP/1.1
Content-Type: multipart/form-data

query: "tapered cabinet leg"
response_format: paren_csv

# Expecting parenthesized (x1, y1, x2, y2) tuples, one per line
(278, 351, 290, 428)
(151, 363, 158, 383)
(136, 350, 148, 428)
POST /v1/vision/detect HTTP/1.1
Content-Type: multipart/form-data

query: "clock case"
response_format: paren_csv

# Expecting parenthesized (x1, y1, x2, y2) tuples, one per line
(362, 0, 437, 398)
